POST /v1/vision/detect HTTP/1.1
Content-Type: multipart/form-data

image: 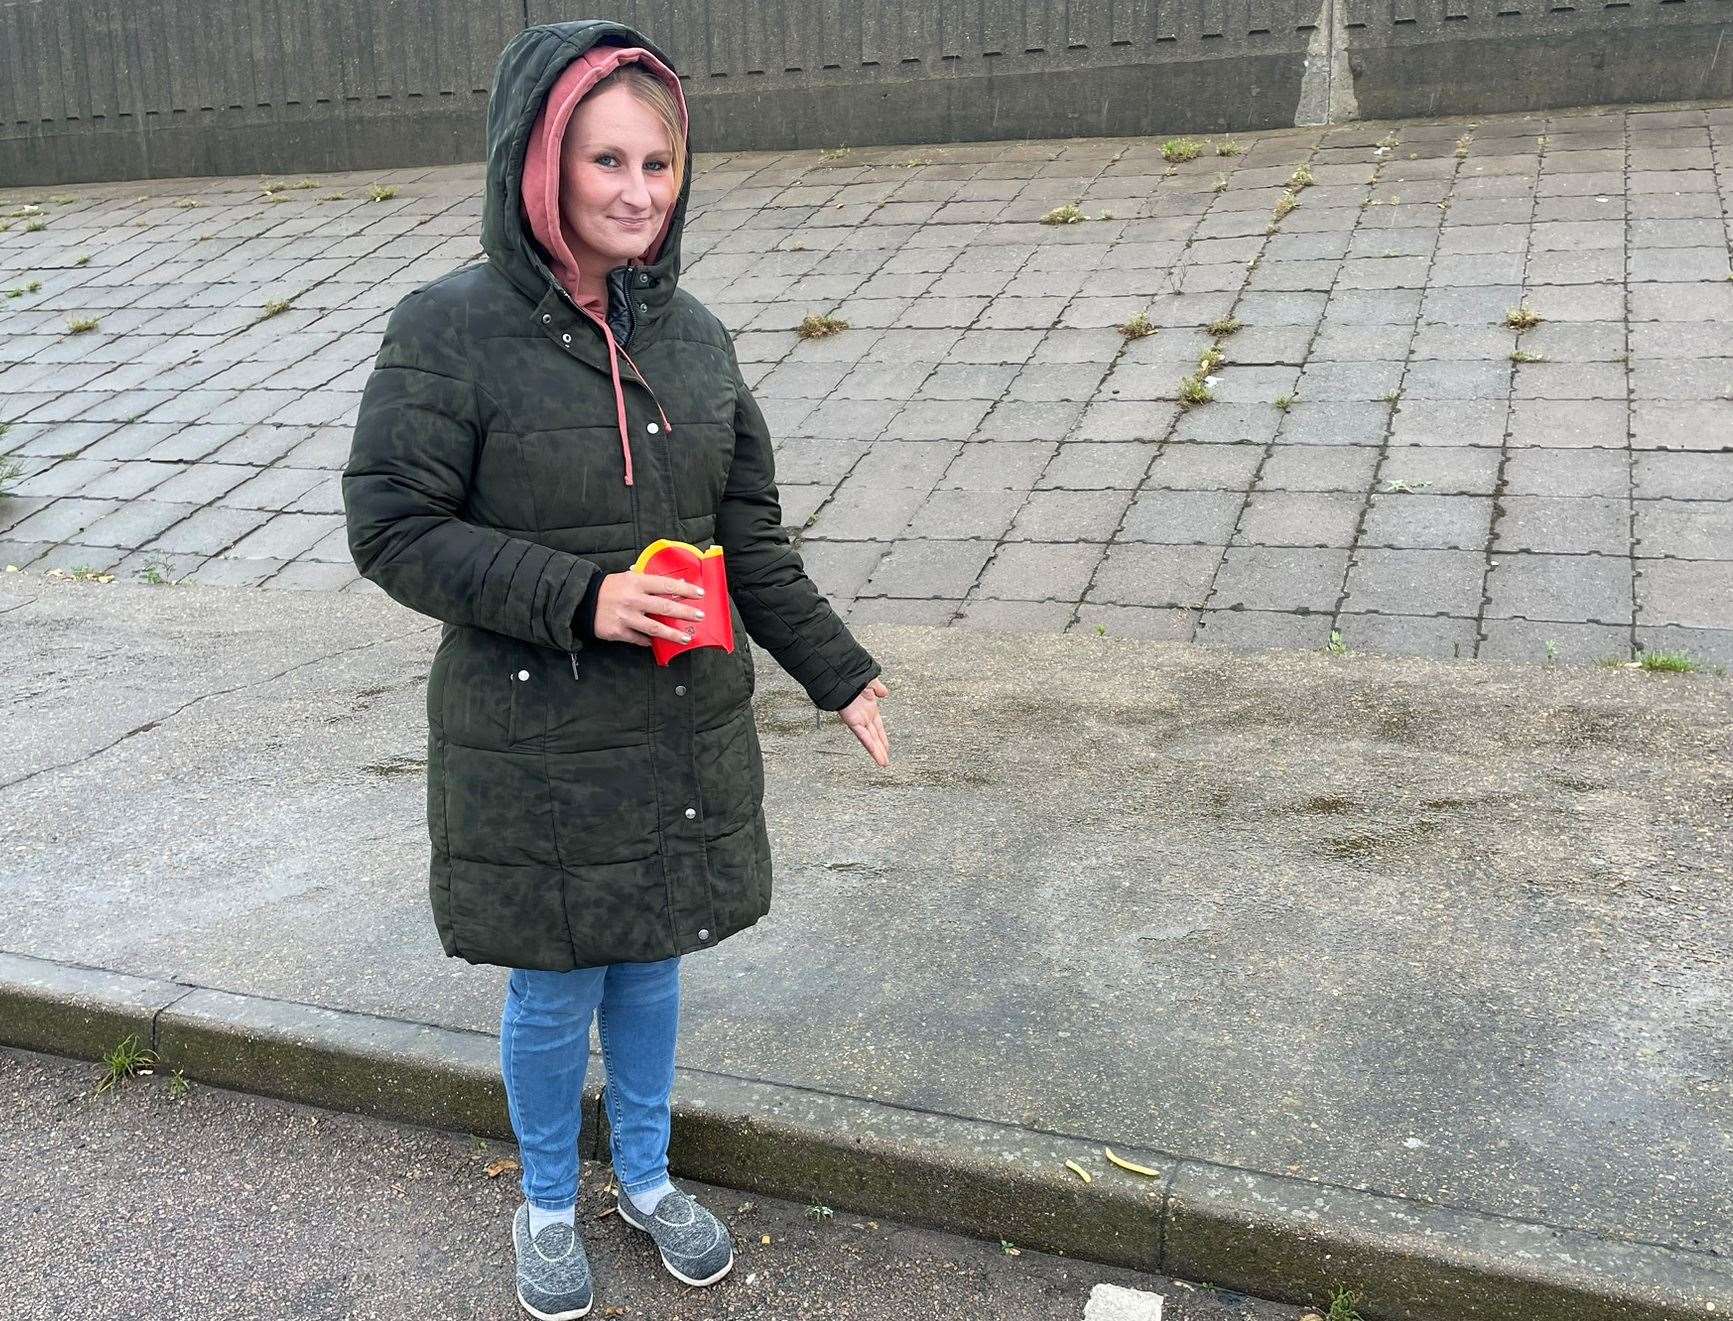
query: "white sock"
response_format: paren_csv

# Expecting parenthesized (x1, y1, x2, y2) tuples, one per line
(527, 1201, 575, 1235)
(627, 1181, 674, 1215)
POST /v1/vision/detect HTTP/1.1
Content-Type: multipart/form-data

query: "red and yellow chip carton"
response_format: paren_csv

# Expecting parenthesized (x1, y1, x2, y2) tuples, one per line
(631, 539, 735, 666)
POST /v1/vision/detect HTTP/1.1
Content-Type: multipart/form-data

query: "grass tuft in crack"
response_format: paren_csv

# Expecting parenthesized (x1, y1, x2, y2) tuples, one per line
(1119, 312, 1156, 341)
(1504, 304, 1543, 331)
(1326, 1288, 1366, 1321)
(1207, 315, 1243, 337)
(1510, 348, 1545, 364)
(1041, 203, 1085, 225)
(66, 316, 100, 335)
(1287, 163, 1314, 190)
(1638, 650, 1709, 674)
(1215, 139, 1244, 158)
(1177, 374, 1213, 408)
(1161, 138, 1205, 164)
(95, 1033, 158, 1097)
(1274, 393, 1296, 413)
(797, 312, 848, 339)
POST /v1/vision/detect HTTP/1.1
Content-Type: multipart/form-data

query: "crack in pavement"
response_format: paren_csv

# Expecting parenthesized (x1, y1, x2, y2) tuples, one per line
(0, 620, 438, 794)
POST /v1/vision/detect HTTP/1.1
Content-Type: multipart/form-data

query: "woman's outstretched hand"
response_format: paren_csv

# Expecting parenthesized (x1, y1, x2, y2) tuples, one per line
(594, 571, 706, 647)
(839, 677, 891, 768)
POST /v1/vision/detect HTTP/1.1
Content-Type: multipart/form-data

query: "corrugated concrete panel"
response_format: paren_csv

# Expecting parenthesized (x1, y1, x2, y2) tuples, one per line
(0, 0, 1727, 184)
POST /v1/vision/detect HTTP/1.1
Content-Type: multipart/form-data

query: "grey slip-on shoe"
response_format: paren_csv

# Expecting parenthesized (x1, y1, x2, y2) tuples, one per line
(615, 1187, 735, 1287)
(512, 1203, 594, 1320)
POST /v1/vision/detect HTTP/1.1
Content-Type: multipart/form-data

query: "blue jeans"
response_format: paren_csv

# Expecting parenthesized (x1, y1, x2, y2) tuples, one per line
(500, 957, 682, 1210)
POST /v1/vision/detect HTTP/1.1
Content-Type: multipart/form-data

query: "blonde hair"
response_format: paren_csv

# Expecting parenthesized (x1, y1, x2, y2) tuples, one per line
(590, 63, 686, 197)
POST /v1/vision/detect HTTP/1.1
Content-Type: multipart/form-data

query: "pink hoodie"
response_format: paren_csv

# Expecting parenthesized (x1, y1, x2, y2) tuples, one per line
(520, 47, 688, 486)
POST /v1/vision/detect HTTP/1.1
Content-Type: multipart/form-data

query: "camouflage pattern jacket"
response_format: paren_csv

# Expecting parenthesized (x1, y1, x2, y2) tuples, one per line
(343, 20, 879, 971)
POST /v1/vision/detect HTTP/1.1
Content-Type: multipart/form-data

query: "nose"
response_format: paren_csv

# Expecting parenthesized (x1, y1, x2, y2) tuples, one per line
(621, 167, 653, 211)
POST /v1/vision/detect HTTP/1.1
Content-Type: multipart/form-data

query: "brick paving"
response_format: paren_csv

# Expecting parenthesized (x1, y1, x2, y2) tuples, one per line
(2, 102, 1730, 664)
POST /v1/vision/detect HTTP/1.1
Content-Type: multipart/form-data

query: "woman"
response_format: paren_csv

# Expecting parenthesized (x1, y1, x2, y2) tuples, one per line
(343, 20, 890, 1320)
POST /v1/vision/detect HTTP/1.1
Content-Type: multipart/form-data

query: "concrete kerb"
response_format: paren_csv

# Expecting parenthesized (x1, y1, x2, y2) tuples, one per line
(3, 949, 1729, 1321)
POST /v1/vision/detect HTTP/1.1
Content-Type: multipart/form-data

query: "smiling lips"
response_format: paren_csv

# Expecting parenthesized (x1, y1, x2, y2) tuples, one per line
(613, 215, 653, 228)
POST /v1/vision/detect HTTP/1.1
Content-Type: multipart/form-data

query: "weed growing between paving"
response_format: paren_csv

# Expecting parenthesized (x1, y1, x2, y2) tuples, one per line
(1505, 304, 1542, 330)
(1119, 312, 1156, 340)
(1177, 374, 1213, 408)
(1041, 203, 1085, 225)
(95, 1034, 158, 1096)
(1638, 650, 1710, 674)
(1207, 316, 1243, 337)
(66, 316, 100, 335)
(1161, 138, 1205, 163)
(797, 313, 848, 339)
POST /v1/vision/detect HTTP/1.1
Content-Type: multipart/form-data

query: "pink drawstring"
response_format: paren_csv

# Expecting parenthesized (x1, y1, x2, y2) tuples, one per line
(598, 319, 634, 488)
(618, 343, 674, 437)
(578, 309, 673, 490)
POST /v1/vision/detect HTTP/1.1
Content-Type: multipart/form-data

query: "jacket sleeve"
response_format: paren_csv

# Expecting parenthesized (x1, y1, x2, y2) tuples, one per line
(344, 302, 600, 652)
(715, 341, 881, 711)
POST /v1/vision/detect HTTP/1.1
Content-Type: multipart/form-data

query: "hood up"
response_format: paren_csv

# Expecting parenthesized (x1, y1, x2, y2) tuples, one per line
(520, 44, 687, 317)
(481, 21, 693, 486)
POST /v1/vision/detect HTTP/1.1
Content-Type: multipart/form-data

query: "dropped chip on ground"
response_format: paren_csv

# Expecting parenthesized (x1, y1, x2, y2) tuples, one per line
(1084, 1282, 1164, 1320)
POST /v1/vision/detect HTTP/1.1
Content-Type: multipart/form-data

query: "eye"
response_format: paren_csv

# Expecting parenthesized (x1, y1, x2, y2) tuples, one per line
(646, 160, 666, 173)
(594, 152, 618, 167)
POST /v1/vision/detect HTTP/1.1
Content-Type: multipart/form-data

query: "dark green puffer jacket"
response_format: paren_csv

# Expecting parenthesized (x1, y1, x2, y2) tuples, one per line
(343, 20, 879, 971)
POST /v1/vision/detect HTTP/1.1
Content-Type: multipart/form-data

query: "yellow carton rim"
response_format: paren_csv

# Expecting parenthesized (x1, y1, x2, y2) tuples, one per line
(632, 538, 725, 574)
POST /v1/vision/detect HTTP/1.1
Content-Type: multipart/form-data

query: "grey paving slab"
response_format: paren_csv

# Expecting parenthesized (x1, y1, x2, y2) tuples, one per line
(1478, 619, 1633, 664)
(1506, 399, 1629, 449)
(1086, 543, 1225, 608)
(1343, 549, 1488, 616)
(1209, 547, 1349, 612)
(1235, 491, 1364, 548)
(1497, 496, 1633, 556)
(1504, 449, 1632, 500)
(974, 542, 1104, 601)
(900, 487, 1015, 541)
(1636, 559, 1733, 631)
(1485, 553, 1634, 624)
(1006, 489, 1131, 542)
(861, 538, 993, 598)
(1333, 611, 1480, 660)
(4, 101, 1730, 665)
(1634, 452, 1733, 500)
(1255, 445, 1380, 492)
(1361, 493, 1495, 550)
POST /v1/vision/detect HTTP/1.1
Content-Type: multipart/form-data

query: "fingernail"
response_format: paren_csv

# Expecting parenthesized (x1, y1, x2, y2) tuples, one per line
(682, 633, 693, 643)
(696, 588, 706, 596)
(695, 610, 705, 619)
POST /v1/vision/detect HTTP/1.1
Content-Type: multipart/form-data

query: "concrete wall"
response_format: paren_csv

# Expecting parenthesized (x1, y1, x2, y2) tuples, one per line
(1, 0, 1727, 186)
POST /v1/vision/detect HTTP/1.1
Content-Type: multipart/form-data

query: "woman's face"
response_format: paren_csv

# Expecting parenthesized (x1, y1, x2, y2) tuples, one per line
(558, 83, 678, 271)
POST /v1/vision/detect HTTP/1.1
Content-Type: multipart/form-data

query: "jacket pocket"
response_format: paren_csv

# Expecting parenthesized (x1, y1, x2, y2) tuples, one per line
(442, 628, 517, 751)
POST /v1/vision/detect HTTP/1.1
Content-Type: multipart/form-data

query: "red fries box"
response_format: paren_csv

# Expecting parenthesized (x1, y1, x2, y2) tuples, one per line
(631, 539, 736, 667)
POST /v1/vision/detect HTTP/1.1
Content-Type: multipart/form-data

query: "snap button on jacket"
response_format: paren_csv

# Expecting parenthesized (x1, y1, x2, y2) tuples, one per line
(342, 19, 880, 971)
